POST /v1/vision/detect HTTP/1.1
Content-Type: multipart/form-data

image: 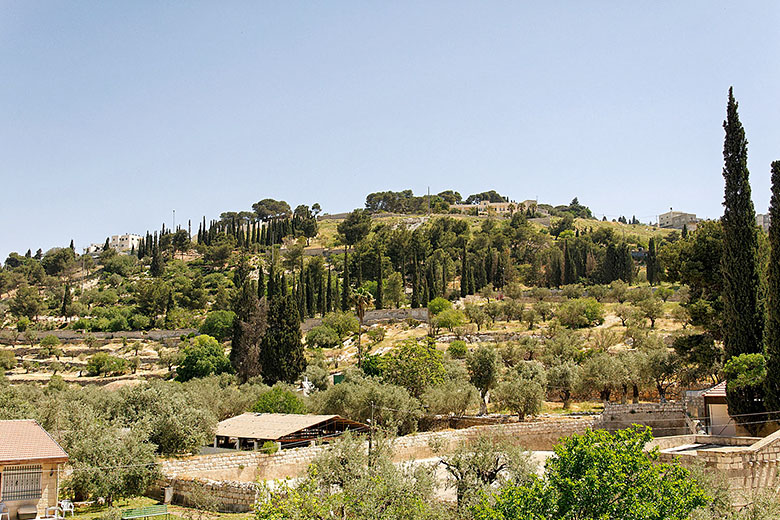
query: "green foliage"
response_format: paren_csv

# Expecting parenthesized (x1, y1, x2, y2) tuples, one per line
(260, 295, 306, 385)
(86, 353, 128, 377)
(322, 311, 359, 341)
(381, 338, 446, 398)
(557, 297, 604, 328)
(252, 384, 307, 414)
(494, 376, 544, 420)
(421, 379, 479, 416)
(432, 308, 466, 333)
(199, 310, 235, 342)
(305, 325, 341, 348)
(0, 350, 17, 370)
(9, 285, 42, 319)
(724, 353, 766, 435)
(427, 296, 451, 315)
(176, 334, 233, 382)
(765, 161, 780, 413)
(468, 345, 499, 414)
(447, 340, 468, 359)
(472, 427, 708, 520)
(39, 334, 61, 348)
(721, 88, 764, 359)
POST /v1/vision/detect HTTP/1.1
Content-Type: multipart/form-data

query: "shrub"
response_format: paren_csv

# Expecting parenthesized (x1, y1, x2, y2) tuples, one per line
(86, 353, 127, 377)
(176, 334, 232, 382)
(261, 441, 279, 454)
(0, 350, 17, 370)
(557, 298, 604, 328)
(427, 297, 452, 315)
(447, 340, 468, 359)
(252, 384, 307, 414)
(199, 310, 236, 342)
(306, 325, 341, 349)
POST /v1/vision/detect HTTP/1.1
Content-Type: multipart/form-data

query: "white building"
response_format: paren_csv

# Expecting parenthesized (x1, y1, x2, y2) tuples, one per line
(83, 233, 142, 255)
(659, 210, 698, 230)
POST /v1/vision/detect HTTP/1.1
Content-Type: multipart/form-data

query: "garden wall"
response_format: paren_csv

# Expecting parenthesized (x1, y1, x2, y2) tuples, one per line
(594, 402, 691, 437)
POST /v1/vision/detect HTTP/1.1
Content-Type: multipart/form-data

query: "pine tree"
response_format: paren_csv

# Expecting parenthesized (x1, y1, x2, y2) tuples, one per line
(260, 294, 306, 385)
(721, 87, 763, 358)
(765, 161, 780, 411)
(376, 248, 383, 310)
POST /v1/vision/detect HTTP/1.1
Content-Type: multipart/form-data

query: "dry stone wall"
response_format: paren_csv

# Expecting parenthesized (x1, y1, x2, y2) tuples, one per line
(594, 402, 690, 437)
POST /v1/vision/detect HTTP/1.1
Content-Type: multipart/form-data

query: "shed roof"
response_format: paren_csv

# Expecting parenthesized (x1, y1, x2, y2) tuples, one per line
(215, 413, 363, 441)
(0, 420, 69, 465)
(702, 381, 727, 398)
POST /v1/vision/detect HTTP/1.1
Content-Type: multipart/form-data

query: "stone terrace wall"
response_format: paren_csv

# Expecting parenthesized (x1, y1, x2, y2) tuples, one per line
(161, 416, 594, 512)
(594, 402, 690, 437)
(654, 431, 780, 507)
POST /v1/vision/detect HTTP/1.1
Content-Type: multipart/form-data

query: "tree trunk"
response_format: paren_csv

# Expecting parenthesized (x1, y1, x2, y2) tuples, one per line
(562, 390, 571, 410)
(657, 383, 667, 403)
(479, 391, 488, 415)
(632, 384, 640, 404)
(621, 384, 628, 404)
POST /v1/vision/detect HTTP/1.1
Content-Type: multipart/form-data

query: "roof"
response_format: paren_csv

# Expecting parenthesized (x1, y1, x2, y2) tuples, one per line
(215, 413, 362, 441)
(0, 420, 69, 464)
(702, 381, 727, 398)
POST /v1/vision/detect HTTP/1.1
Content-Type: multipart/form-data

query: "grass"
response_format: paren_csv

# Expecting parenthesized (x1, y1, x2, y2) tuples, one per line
(69, 496, 251, 520)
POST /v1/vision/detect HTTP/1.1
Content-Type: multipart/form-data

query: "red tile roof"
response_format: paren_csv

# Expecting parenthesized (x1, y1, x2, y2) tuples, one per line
(0, 420, 69, 464)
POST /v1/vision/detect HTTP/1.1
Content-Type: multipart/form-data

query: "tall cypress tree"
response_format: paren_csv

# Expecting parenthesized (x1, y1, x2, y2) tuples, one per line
(341, 249, 350, 311)
(257, 264, 265, 299)
(150, 247, 164, 277)
(61, 283, 72, 317)
(258, 294, 304, 384)
(646, 237, 659, 285)
(375, 248, 384, 310)
(460, 243, 468, 297)
(765, 161, 780, 411)
(721, 87, 763, 358)
(326, 266, 333, 313)
(563, 242, 577, 285)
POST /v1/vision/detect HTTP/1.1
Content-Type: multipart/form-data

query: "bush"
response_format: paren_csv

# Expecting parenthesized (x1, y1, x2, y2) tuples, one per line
(427, 297, 452, 315)
(16, 317, 30, 332)
(447, 340, 468, 359)
(199, 310, 236, 342)
(86, 353, 128, 377)
(176, 334, 232, 382)
(433, 309, 466, 333)
(0, 350, 17, 370)
(252, 384, 307, 414)
(306, 325, 341, 348)
(261, 441, 279, 454)
(557, 298, 604, 328)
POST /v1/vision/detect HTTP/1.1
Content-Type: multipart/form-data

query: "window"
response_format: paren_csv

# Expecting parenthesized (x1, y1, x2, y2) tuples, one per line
(1, 465, 42, 501)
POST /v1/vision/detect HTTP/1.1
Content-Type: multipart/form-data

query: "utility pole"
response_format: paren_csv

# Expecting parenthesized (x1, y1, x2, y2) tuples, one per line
(172, 209, 176, 232)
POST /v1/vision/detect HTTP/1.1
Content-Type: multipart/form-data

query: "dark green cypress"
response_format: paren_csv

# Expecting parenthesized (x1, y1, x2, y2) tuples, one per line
(721, 87, 763, 358)
(764, 161, 780, 411)
(257, 264, 265, 299)
(376, 248, 383, 310)
(682, 224, 688, 239)
(61, 283, 72, 317)
(267, 263, 276, 299)
(460, 243, 468, 297)
(411, 254, 419, 308)
(150, 247, 164, 277)
(341, 249, 350, 311)
(563, 242, 577, 285)
(259, 294, 306, 385)
(326, 266, 333, 313)
(647, 237, 659, 285)
(317, 273, 326, 316)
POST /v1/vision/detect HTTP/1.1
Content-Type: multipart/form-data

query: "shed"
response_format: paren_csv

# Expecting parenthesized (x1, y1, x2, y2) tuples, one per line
(213, 413, 367, 450)
(702, 382, 735, 436)
(0, 420, 69, 520)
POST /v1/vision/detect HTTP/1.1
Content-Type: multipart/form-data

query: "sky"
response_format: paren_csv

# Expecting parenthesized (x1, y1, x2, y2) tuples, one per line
(1, 2, 779, 260)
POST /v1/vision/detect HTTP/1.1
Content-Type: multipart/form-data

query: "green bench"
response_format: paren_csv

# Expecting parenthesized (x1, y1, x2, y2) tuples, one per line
(121, 505, 169, 520)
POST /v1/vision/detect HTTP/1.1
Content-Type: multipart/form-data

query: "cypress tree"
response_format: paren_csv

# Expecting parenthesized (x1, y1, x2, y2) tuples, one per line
(259, 294, 305, 385)
(376, 248, 383, 310)
(721, 87, 763, 358)
(267, 263, 276, 299)
(257, 264, 265, 299)
(460, 243, 468, 298)
(765, 161, 780, 411)
(69, 239, 75, 252)
(411, 254, 419, 308)
(150, 247, 164, 277)
(563, 242, 577, 285)
(61, 283, 72, 317)
(231, 281, 266, 383)
(317, 274, 325, 316)
(342, 249, 350, 311)
(326, 266, 333, 313)
(646, 237, 659, 285)
(682, 224, 688, 239)
(103, 237, 110, 251)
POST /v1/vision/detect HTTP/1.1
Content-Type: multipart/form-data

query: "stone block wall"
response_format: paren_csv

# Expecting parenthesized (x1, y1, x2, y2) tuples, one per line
(594, 402, 690, 437)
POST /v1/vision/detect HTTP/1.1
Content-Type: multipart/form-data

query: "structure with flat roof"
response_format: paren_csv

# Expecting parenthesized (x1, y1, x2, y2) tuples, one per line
(213, 413, 367, 451)
(659, 210, 698, 230)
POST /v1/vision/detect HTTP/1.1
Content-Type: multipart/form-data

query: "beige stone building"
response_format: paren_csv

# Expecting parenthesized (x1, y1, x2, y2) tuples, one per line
(659, 210, 698, 230)
(0, 420, 69, 520)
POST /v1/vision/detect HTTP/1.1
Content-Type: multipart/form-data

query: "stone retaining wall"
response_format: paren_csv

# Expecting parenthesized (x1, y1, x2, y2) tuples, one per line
(594, 402, 690, 437)
(161, 416, 595, 511)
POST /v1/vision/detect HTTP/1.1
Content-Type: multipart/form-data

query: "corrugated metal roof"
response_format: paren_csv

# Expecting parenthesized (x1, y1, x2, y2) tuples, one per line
(702, 381, 727, 398)
(0, 420, 69, 464)
(215, 413, 346, 440)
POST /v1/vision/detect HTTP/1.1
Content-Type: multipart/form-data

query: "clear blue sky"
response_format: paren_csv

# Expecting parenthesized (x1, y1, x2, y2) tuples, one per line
(1, 2, 778, 259)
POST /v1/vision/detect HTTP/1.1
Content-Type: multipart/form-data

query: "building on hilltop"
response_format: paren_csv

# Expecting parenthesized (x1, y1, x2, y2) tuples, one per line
(83, 233, 142, 255)
(0, 420, 69, 520)
(659, 210, 698, 230)
(450, 199, 532, 216)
